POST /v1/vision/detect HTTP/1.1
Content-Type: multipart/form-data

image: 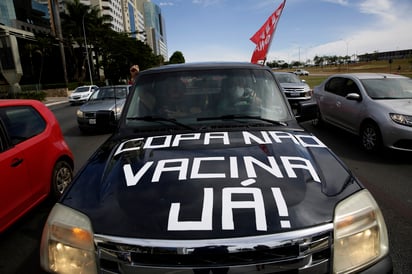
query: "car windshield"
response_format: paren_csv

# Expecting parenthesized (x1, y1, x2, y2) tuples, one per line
(361, 78, 412, 99)
(124, 68, 291, 128)
(89, 86, 128, 101)
(274, 73, 302, 84)
(74, 87, 90, 93)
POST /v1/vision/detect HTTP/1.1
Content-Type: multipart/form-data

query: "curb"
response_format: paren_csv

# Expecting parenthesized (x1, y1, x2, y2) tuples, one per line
(44, 98, 68, 107)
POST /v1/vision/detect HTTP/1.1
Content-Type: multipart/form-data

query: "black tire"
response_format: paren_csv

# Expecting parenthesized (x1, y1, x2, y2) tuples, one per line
(312, 109, 323, 127)
(50, 160, 73, 200)
(360, 122, 382, 152)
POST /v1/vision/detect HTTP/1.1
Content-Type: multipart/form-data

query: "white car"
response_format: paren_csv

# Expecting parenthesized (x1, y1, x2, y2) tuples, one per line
(293, 69, 309, 76)
(68, 85, 99, 105)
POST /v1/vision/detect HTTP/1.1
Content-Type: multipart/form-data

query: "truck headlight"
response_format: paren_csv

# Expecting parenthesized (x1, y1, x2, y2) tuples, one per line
(333, 190, 389, 273)
(76, 109, 84, 118)
(114, 105, 123, 119)
(40, 203, 97, 274)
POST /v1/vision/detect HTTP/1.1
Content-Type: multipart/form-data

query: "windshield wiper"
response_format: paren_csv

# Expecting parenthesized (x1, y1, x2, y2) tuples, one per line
(197, 115, 287, 126)
(127, 116, 195, 130)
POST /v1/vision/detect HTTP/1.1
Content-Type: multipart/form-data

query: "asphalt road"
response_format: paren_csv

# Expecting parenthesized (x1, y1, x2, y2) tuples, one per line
(0, 101, 411, 273)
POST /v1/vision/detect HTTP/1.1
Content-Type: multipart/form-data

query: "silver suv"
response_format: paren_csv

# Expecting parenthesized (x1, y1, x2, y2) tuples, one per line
(273, 72, 313, 113)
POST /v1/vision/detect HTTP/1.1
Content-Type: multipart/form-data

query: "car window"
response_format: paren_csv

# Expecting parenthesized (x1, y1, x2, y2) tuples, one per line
(342, 79, 360, 96)
(1, 106, 46, 145)
(324, 77, 347, 97)
(74, 87, 90, 93)
(0, 121, 6, 152)
(90, 86, 128, 100)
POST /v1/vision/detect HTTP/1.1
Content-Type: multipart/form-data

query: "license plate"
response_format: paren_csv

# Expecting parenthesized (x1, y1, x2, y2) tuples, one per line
(289, 93, 300, 97)
(89, 119, 96, 125)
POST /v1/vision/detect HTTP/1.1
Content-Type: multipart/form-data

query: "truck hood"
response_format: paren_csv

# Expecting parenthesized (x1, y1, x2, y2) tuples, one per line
(63, 130, 361, 239)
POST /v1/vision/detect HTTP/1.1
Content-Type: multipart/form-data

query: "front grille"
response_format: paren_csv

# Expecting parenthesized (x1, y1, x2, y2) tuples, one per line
(283, 88, 305, 92)
(95, 224, 333, 274)
(84, 112, 96, 118)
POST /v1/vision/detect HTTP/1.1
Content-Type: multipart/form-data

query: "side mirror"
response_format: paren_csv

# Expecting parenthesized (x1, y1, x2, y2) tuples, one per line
(346, 93, 361, 101)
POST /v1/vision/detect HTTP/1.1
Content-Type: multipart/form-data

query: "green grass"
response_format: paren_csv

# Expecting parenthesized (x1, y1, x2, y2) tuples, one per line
(285, 59, 412, 88)
(302, 76, 326, 89)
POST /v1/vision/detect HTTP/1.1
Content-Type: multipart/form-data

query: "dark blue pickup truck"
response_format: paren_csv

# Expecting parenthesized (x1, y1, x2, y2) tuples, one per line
(40, 62, 392, 274)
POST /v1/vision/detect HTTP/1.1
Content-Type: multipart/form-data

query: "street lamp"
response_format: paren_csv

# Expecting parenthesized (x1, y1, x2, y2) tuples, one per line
(82, 13, 93, 85)
(341, 39, 350, 72)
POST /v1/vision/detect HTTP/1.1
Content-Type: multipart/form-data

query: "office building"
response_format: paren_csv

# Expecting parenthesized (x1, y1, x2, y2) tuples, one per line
(0, 0, 168, 95)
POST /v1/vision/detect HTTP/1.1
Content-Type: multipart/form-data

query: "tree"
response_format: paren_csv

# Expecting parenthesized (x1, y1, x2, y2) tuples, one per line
(60, 0, 163, 84)
(98, 31, 160, 83)
(168, 51, 185, 64)
(60, 0, 111, 83)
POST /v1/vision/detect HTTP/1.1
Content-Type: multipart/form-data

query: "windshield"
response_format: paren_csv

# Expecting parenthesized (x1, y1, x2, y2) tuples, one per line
(361, 78, 412, 99)
(74, 86, 90, 93)
(124, 68, 291, 128)
(274, 73, 302, 84)
(89, 86, 129, 101)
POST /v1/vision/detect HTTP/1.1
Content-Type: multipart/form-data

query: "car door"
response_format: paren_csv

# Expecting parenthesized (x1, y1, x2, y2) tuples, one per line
(6, 106, 49, 198)
(334, 77, 364, 133)
(0, 111, 31, 231)
(318, 77, 346, 124)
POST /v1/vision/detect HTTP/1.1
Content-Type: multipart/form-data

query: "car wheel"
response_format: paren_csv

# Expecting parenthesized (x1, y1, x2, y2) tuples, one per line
(312, 109, 323, 127)
(360, 122, 382, 152)
(51, 160, 73, 200)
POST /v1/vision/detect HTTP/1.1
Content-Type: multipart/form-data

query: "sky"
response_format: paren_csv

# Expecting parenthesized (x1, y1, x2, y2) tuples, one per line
(151, 0, 412, 64)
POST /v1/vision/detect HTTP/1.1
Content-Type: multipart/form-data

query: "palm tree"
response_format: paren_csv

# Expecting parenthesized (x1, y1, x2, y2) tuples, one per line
(60, 0, 160, 83)
(60, 0, 111, 82)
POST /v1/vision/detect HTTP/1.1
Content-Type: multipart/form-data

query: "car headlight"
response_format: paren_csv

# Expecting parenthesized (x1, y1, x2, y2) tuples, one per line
(40, 203, 97, 274)
(390, 113, 412, 126)
(333, 189, 389, 273)
(76, 109, 84, 118)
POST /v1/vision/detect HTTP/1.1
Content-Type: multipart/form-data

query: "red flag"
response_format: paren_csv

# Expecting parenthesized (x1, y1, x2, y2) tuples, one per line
(250, 0, 286, 64)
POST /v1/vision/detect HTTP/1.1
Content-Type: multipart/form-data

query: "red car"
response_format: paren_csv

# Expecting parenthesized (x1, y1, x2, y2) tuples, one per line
(0, 99, 74, 233)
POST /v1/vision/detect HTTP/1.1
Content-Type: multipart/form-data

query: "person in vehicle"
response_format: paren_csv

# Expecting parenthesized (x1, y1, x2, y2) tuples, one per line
(218, 76, 261, 113)
(158, 79, 189, 117)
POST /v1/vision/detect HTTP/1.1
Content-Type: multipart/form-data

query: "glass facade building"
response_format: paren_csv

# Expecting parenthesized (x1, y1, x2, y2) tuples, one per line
(0, 0, 17, 27)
